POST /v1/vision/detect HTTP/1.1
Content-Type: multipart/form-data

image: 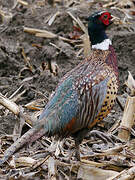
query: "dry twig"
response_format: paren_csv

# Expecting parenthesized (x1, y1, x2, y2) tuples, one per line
(118, 71, 135, 141)
(107, 165, 135, 180)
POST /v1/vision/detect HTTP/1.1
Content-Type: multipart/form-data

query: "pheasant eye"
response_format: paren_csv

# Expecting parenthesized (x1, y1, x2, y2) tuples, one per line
(99, 12, 111, 25)
(103, 15, 108, 20)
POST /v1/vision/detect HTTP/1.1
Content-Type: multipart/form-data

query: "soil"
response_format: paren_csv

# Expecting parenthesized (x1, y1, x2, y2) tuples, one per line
(0, 0, 135, 179)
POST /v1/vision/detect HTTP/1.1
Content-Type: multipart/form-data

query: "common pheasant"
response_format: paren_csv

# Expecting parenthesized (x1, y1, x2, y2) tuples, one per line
(0, 11, 118, 165)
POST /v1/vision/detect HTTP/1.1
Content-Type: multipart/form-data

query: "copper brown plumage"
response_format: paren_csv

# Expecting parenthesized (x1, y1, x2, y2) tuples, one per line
(0, 11, 119, 165)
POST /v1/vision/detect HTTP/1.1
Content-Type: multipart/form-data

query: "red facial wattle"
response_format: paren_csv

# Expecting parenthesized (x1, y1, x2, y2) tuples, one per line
(99, 12, 112, 26)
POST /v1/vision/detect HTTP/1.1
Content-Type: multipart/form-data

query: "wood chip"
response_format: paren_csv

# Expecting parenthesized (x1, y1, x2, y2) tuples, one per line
(10, 156, 37, 168)
(48, 157, 57, 180)
(0, 93, 20, 115)
(17, 0, 29, 6)
(77, 165, 119, 180)
(48, 11, 61, 26)
(118, 96, 135, 141)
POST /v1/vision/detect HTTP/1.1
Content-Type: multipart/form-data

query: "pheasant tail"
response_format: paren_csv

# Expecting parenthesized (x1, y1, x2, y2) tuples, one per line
(0, 127, 46, 166)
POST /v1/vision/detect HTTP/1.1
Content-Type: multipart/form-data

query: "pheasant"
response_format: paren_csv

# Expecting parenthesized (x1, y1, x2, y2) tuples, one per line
(0, 11, 118, 166)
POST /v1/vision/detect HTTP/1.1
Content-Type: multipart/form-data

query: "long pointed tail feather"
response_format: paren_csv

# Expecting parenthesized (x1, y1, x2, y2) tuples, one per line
(0, 126, 45, 166)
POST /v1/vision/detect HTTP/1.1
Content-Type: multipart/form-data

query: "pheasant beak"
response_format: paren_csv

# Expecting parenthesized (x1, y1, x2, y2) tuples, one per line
(110, 15, 117, 24)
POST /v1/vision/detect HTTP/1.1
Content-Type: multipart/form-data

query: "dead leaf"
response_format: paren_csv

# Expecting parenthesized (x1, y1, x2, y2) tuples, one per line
(125, 71, 135, 95)
(77, 165, 119, 180)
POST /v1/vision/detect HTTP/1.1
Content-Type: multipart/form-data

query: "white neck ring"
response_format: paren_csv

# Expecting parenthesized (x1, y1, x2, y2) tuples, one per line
(92, 39, 112, 50)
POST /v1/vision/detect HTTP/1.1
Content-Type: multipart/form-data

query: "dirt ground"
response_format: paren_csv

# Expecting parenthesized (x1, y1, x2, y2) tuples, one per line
(0, 0, 135, 179)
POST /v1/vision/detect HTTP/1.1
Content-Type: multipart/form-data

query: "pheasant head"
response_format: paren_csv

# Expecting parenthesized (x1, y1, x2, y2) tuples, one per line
(87, 11, 113, 50)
